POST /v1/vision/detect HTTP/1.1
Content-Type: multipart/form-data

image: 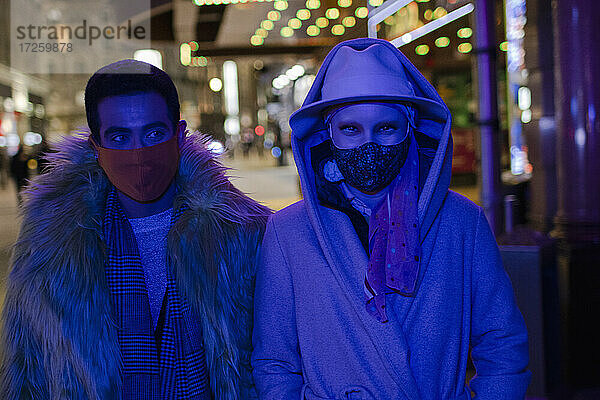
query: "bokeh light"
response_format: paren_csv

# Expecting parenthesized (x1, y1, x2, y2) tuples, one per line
(415, 44, 429, 55)
(306, 0, 320, 9)
(196, 56, 208, 67)
(342, 16, 356, 27)
(261, 20, 274, 30)
(355, 7, 368, 18)
(307, 25, 320, 36)
(250, 35, 264, 46)
(297, 9, 311, 20)
(331, 24, 345, 35)
(268, 10, 281, 21)
(325, 8, 340, 19)
(433, 7, 447, 19)
(209, 77, 223, 91)
(435, 36, 450, 47)
(289, 18, 302, 29)
(274, 0, 288, 10)
(458, 42, 473, 53)
(256, 28, 268, 38)
(457, 27, 473, 38)
(255, 125, 265, 136)
(316, 17, 329, 28)
(180, 43, 191, 66)
(280, 26, 294, 37)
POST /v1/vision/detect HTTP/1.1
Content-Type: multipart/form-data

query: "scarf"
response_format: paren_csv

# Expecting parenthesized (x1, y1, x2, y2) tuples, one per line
(364, 134, 421, 323)
(103, 188, 210, 399)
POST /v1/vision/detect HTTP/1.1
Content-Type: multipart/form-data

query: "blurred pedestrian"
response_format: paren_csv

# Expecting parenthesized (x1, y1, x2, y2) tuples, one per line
(9, 145, 29, 204)
(0, 147, 9, 189)
(253, 38, 531, 399)
(241, 127, 254, 159)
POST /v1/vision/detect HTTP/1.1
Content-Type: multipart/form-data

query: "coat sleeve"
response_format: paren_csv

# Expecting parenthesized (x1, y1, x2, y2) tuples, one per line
(468, 208, 532, 399)
(251, 218, 303, 399)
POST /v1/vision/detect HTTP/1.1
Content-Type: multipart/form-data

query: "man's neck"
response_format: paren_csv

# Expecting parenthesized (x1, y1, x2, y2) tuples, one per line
(117, 180, 176, 218)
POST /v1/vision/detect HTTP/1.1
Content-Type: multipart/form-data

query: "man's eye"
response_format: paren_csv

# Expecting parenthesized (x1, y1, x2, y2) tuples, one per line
(112, 134, 127, 142)
(147, 130, 165, 139)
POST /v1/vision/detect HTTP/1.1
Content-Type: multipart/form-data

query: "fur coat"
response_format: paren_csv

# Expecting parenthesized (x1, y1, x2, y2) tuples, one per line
(0, 131, 271, 399)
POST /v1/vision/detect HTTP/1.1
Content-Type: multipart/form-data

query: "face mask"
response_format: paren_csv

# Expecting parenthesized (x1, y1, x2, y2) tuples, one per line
(89, 135, 180, 202)
(330, 137, 410, 194)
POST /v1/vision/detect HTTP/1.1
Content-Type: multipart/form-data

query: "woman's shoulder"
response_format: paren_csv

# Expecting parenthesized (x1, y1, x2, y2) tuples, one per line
(437, 189, 483, 232)
(264, 200, 322, 247)
(442, 189, 481, 215)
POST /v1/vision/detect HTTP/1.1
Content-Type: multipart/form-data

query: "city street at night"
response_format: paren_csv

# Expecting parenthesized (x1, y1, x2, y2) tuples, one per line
(0, 0, 598, 398)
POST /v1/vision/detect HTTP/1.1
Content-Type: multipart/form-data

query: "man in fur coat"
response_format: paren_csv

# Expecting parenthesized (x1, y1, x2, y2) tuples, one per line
(0, 59, 270, 399)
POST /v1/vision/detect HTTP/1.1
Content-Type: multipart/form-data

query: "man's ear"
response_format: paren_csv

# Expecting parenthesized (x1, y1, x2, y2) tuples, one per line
(176, 120, 187, 147)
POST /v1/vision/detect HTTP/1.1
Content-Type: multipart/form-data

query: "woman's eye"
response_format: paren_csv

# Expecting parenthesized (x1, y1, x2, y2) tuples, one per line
(379, 124, 396, 133)
(340, 125, 359, 134)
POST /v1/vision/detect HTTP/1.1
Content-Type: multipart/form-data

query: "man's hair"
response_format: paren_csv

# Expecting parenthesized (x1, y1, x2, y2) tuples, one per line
(85, 59, 180, 141)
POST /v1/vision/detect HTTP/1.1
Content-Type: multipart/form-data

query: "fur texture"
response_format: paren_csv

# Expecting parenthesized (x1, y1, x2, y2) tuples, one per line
(0, 131, 271, 399)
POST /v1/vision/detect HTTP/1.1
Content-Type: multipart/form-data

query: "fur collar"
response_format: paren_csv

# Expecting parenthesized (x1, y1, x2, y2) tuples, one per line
(0, 131, 271, 399)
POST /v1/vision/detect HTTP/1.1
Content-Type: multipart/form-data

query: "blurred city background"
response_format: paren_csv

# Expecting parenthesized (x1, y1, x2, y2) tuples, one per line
(0, 0, 598, 398)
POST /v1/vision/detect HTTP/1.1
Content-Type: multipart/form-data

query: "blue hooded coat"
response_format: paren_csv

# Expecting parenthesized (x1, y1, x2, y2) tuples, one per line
(252, 38, 531, 400)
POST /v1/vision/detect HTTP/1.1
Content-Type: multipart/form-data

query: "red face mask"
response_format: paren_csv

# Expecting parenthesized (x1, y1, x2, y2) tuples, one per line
(89, 135, 180, 203)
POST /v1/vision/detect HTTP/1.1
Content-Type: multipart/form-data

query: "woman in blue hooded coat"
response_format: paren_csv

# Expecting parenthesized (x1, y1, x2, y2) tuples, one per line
(251, 38, 531, 400)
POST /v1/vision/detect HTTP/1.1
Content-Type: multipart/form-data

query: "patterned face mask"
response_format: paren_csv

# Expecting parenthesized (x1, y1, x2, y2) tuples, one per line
(330, 137, 410, 193)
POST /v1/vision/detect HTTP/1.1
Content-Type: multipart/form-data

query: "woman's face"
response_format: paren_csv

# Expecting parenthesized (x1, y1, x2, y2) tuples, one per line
(328, 103, 410, 149)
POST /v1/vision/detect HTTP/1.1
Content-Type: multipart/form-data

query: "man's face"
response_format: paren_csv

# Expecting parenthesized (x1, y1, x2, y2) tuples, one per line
(97, 91, 180, 149)
(328, 103, 410, 149)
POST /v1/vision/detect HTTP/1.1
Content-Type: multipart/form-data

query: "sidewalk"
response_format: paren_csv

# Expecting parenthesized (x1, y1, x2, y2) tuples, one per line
(0, 183, 19, 252)
(0, 183, 20, 305)
(223, 152, 302, 211)
(0, 182, 18, 213)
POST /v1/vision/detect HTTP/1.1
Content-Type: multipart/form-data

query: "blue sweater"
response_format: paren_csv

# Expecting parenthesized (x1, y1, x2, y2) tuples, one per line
(128, 207, 172, 330)
(252, 38, 530, 400)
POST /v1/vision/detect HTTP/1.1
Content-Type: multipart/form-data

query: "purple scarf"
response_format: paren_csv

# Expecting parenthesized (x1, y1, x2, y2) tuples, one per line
(364, 134, 421, 323)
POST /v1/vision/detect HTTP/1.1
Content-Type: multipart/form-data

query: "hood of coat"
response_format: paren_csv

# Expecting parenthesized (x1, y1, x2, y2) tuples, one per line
(2, 130, 270, 399)
(289, 38, 452, 259)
